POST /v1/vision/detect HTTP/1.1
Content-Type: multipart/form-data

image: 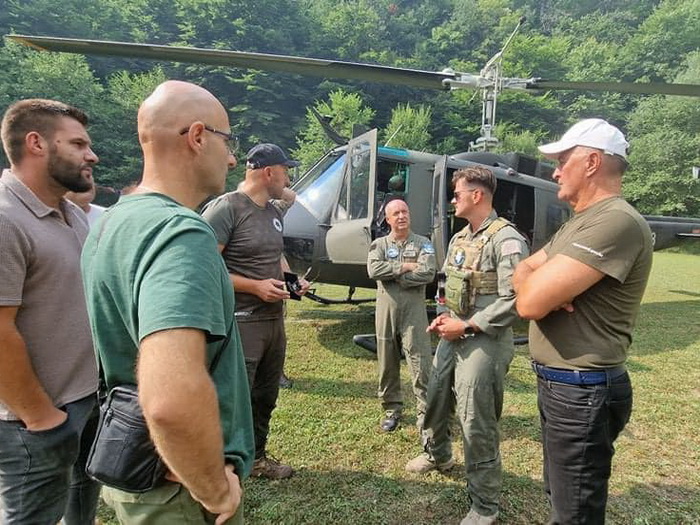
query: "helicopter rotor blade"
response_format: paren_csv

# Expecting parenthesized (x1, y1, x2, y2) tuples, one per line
(7, 35, 700, 98)
(525, 79, 700, 98)
(6, 34, 455, 91)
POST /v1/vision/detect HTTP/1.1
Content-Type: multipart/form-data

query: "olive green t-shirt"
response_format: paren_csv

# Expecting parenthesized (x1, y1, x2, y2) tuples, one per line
(529, 196, 653, 369)
(81, 193, 254, 477)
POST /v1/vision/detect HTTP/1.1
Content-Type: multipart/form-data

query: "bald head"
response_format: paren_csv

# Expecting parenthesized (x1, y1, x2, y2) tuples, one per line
(385, 198, 411, 238)
(135, 81, 235, 207)
(138, 80, 226, 148)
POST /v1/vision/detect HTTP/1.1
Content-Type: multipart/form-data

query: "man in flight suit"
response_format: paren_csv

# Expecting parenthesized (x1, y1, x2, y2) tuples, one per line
(367, 198, 436, 432)
(406, 166, 528, 525)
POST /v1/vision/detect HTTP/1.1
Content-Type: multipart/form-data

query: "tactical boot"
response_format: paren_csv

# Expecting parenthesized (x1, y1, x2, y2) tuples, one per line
(251, 455, 294, 480)
(405, 453, 455, 473)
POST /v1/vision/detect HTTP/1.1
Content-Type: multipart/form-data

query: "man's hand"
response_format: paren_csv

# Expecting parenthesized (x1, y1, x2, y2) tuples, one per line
(428, 315, 479, 341)
(255, 279, 290, 302)
(23, 406, 68, 432)
(194, 465, 242, 524)
(427, 313, 449, 333)
(400, 262, 418, 274)
(297, 278, 311, 296)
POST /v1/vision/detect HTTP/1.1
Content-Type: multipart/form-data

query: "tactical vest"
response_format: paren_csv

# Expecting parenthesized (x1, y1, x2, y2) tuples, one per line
(444, 218, 510, 315)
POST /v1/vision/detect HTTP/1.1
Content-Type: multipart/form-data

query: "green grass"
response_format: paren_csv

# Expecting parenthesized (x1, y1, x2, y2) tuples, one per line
(98, 252, 700, 524)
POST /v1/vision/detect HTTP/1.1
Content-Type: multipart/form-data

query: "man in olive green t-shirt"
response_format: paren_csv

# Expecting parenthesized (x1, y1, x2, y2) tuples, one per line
(514, 119, 653, 524)
(82, 81, 254, 524)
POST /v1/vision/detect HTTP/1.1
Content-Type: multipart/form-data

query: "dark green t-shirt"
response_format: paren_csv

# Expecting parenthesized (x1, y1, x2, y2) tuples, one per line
(529, 197, 653, 369)
(81, 193, 254, 477)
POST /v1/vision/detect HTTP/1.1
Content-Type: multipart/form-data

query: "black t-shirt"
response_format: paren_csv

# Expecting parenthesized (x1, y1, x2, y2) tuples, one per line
(202, 191, 284, 321)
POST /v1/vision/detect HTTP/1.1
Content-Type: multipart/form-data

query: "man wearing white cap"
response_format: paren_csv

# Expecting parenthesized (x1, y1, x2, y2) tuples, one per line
(513, 118, 653, 524)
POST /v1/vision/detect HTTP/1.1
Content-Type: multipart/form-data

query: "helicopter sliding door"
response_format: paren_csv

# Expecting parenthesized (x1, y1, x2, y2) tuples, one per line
(324, 129, 378, 286)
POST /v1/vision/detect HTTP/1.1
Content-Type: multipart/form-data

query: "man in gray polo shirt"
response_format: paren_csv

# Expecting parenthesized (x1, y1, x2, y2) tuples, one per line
(0, 99, 100, 524)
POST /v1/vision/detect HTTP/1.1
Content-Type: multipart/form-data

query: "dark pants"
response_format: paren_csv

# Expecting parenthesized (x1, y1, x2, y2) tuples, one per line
(238, 317, 286, 459)
(0, 393, 100, 524)
(537, 372, 633, 525)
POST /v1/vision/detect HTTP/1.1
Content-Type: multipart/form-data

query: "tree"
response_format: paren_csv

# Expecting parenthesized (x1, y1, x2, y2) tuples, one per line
(382, 103, 432, 151)
(624, 52, 700, 216)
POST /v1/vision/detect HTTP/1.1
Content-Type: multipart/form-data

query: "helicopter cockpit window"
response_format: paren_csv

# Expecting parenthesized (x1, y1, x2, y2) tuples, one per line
(295, 152, 346, 222)
(336, 140, 371, 221)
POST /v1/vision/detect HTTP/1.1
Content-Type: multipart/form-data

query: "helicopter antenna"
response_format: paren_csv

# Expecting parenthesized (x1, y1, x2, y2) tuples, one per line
(469, 16, 526, 152)
(383, 124, 404, 147)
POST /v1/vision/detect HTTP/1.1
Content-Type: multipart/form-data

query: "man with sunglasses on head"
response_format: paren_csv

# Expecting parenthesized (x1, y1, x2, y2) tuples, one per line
(514, 119, 653, 524)
(203, 143, 309, 480)
(406, 166, 528, 525)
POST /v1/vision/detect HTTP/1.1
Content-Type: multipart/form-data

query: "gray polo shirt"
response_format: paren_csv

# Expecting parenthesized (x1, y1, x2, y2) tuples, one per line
(0, 170, 97, 420)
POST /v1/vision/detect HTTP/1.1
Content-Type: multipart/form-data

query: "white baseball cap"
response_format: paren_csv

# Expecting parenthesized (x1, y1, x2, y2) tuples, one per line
(539, 118, 629, 159)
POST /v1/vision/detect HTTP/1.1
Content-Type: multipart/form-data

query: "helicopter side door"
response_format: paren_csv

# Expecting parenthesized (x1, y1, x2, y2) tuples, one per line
(325, 129, 378, 271)
(430, 155, 450, 269)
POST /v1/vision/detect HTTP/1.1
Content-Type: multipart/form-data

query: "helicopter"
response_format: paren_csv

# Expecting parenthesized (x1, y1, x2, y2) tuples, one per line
(7, 23, 700, 308)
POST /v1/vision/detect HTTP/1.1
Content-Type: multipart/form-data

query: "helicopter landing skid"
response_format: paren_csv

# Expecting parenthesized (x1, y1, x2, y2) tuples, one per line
(304, 287, 375, 305)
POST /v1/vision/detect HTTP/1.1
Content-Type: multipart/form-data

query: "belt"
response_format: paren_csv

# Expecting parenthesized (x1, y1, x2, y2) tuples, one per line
(531, 362, 627, 386)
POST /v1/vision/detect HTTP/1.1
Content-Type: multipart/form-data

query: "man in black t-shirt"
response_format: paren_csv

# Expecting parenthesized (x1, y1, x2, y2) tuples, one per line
(203, 143, 309, 480)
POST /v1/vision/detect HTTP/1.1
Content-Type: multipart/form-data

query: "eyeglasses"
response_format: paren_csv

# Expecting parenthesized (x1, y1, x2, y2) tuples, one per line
(179, 125, 239, 154)
(452, 187, 481, 201)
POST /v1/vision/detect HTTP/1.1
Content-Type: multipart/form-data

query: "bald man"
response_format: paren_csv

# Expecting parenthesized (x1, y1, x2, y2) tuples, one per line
(81, 81, 254, 524)
(367, 198, 436, 432)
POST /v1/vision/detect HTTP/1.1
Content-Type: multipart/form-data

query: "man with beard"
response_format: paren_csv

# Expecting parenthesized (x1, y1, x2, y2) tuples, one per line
(203, 143, 309, 480)
(0, 99, 100, 524)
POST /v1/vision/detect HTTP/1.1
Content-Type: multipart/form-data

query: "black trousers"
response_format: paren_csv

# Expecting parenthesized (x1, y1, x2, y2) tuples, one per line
(537, 372, 632, 524)
(238, 317, 286, 459)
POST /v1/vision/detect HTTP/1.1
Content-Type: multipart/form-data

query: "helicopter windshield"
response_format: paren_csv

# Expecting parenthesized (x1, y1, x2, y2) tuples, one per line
(294, 152, 346, 222)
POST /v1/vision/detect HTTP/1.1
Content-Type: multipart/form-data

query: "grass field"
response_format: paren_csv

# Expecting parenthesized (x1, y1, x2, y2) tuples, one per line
(99, 250, 700, 524)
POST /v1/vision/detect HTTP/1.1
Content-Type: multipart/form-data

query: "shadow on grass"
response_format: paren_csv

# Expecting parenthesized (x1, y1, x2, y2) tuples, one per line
(284, 375, 377, 399)
(608, 482, 700, 524)
(631, 299, 700, 356)
(501, 414, 541, 442)
(244, 468, 549, 525)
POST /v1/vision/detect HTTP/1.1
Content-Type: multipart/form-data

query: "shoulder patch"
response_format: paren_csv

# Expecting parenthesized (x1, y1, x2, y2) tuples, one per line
(422, 242, 435, 255)
(501, 239, 522, 257)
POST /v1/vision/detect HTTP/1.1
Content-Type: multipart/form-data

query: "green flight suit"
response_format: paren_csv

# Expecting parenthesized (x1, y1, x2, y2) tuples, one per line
(367, 231, 437, 427)
(423, 211, 528, 517)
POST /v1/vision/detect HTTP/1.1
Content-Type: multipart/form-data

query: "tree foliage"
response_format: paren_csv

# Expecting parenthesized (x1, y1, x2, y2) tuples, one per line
(0, 0, 697, 215)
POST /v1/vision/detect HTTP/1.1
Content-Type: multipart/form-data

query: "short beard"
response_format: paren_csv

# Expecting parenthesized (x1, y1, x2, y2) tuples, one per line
(48, 146, 91, 192)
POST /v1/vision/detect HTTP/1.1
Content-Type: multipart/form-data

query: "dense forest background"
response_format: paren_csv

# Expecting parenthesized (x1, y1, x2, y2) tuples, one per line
(0, 0, 698, 215)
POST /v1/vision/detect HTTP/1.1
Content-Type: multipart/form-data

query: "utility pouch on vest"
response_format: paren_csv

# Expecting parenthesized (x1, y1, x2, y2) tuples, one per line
(86, 384, 167, 493)
(445, 268, 472, 315)
(472, 271, 499, 295)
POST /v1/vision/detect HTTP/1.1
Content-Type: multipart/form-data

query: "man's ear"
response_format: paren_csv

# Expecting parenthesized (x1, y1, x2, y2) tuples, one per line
(25, 131, 47, 156)
(585, 150, 603, 176)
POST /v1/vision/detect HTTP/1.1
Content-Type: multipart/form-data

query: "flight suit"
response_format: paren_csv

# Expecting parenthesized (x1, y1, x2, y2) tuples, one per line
(367, 232, 436, 428)
(425, 211, 527, 518)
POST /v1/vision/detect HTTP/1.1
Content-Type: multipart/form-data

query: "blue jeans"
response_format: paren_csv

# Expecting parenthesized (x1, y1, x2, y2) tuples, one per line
(537, 372, 633, 524)
(0, 393, 100, 524)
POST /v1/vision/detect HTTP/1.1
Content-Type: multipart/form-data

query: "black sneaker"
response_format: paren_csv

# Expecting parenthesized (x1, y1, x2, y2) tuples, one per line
(279, 372, 293, 389)
(380, 411, 401, 432)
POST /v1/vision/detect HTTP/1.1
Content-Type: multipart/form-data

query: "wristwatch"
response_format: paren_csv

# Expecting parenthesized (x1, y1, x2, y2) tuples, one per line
(460, 322, 475, 339)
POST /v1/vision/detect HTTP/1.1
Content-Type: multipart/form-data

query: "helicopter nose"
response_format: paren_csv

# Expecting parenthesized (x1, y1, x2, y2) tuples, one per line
(281, 200, 318, 273)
